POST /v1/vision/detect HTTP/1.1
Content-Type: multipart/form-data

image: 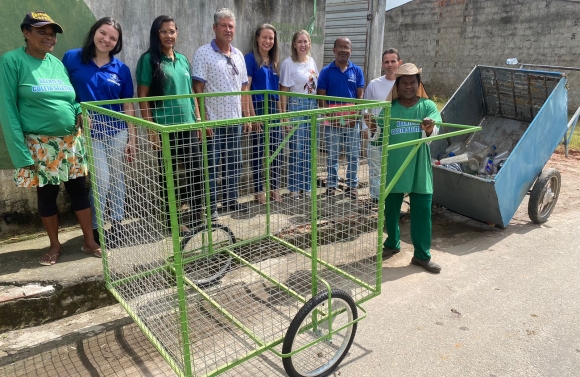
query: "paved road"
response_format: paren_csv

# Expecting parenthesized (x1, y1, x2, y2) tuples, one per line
(2, 201, 579, 376)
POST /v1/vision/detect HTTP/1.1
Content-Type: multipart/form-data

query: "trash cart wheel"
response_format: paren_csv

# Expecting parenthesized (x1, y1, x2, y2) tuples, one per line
(282, 289, 357, 377)
(180, 223, 234, 287)
(528, 168, 561, 224)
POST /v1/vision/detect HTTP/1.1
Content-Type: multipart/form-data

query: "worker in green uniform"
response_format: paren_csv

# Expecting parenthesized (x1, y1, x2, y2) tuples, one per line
(371, 63, 442, 273)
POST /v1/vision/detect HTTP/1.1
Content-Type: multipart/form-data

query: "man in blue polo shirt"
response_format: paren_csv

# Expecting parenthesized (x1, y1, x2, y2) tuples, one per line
(317, 37, 365, 199)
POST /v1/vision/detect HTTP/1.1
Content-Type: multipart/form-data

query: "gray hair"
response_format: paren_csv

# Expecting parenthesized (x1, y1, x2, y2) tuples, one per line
(214, 8, 235, 24)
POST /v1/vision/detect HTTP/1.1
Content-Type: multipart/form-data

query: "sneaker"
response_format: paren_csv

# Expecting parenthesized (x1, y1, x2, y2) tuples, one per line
(381, 246, 401, 259)
(324, 187, 337, 197)
(344, 187, 358, 199)
(288, 191, 300, 200)
(210, 205, 219, 221)
(411, 257, 442, 273)
(225, 202, 249, 214)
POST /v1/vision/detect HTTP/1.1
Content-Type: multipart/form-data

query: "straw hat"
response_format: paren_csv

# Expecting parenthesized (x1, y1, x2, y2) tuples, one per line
(394, 63, 422, 78)
(386, 63, 428, 101)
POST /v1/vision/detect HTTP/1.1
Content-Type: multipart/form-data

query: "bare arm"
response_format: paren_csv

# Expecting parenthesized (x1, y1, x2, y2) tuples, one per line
(279, 85, 290, 114)
(241, 83, 252, 133)
(123, 102, 137, 161)
(137, 85, 159, 149)
(316, 88, 328, 108)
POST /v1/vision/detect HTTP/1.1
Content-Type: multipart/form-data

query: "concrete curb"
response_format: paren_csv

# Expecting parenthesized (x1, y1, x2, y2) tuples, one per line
(0, 277, 117, 333)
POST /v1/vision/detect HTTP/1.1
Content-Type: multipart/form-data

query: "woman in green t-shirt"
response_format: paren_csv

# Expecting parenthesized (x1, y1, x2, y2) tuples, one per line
(0, 12, 101, 266)
(136, 15, 206, 233)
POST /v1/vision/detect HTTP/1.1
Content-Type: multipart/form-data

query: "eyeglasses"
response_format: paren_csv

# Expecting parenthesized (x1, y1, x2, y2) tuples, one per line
(224, 55, 239, 75)
(335, 45, 351, 52)
(159, 29, 177, 36)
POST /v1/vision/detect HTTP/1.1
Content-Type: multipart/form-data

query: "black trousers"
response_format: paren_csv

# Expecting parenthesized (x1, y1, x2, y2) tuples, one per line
(37, 176, 90, 217)
(158, 131, 205, 227)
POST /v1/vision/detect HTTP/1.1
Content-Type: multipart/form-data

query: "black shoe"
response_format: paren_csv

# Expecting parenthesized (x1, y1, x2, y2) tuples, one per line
(108, 221, 124, 248)
(382, 246, 401, 259)
(343, 187, 358, 199)
(411, 257, 442, 273)
(93, 228, 101, 246)
(324, 187, 337, 197)
(225, 202, 249, 213)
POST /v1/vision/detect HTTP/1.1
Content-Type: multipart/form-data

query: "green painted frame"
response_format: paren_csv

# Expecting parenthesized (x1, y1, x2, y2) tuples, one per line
(82, 91, 480, 377)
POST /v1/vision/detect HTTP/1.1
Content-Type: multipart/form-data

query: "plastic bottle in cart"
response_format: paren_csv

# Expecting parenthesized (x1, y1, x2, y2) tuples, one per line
(443, 163, 463, 172)
(439, 153, 470, 165)
(478, 153, 494, 175)
(466, 157, 480, 172)
(444, 141, 466, 157)
(467, 141, 494, 159)
(493, 150, 511, 166)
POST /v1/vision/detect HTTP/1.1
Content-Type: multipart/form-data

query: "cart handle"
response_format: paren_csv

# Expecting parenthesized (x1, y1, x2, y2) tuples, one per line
(565, 105, 580, 158)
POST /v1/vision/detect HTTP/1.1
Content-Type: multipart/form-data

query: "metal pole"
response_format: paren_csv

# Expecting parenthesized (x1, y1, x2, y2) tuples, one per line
(365, 0, 386, 84)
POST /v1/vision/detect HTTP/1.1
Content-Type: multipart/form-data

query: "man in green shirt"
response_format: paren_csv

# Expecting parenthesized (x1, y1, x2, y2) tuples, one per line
(374, 63, 442, 273)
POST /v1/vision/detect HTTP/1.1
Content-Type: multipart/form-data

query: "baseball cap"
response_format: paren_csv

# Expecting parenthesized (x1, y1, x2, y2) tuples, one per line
(20, 12, 63, 34)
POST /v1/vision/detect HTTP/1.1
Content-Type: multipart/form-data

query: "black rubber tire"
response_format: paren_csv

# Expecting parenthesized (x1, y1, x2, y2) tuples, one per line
(528, 168, 561, 224)
(180, 223, 235, 287)
(282, 289, 357, 377)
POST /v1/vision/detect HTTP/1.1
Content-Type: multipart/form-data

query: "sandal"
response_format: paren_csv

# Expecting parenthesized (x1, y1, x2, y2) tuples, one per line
(271, 190, 283, 203)
(39, 252, 60, 266)
(81, 246, 102, 258)
(255, 192, 266, 204)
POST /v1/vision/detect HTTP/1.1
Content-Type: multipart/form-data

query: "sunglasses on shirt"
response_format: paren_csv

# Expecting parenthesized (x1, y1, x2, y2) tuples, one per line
(224, 55, 239, 75)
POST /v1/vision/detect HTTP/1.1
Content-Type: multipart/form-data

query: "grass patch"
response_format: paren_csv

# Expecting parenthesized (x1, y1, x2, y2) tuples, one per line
(431, 94, 448, 111)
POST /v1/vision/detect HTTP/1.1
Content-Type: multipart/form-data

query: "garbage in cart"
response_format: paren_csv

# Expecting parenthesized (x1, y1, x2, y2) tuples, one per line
(433, 140, 512, 179)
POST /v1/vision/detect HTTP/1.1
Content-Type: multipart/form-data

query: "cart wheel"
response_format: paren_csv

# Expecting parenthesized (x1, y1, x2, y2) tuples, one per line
(181, 223, 234, 287)
(282, 289, 357, 377)
(528, 168, 561, 224)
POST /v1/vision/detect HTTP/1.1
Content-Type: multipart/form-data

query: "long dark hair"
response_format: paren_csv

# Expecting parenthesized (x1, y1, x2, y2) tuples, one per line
(81, 17, 123, 64)
(252, 24, 279, 74)
(142, 15, 176, 98)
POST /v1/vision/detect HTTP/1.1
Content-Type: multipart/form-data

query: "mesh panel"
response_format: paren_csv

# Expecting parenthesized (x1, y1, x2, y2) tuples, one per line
(82, 91, 390, 377)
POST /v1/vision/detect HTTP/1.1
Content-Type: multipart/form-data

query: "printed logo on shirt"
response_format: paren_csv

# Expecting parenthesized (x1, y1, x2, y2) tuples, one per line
(391, 120, 421, 135)
(107, 73, 121, 86)
(348, 72, 356, 83)
(32, 78, 74, 92)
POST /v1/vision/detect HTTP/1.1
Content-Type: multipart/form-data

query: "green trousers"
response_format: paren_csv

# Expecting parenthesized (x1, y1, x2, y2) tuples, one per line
(383, 192, 432, 261)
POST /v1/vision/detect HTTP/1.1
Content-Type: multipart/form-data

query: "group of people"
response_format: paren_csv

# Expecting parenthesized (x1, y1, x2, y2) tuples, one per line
(0, 8, 442, 273)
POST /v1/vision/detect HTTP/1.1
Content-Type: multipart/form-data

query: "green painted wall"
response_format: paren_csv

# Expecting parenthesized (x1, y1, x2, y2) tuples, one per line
(0, 0, 96, 170)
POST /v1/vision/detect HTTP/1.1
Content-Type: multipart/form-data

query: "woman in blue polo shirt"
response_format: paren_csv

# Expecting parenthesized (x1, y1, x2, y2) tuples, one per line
(63, 17, 135, 247)
(245, 24, 283, 204)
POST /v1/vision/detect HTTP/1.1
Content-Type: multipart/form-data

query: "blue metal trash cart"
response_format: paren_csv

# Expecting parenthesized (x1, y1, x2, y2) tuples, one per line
(430, 65, 577, 228)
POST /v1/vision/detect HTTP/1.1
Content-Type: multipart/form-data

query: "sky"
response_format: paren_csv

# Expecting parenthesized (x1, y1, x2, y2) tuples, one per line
(386, 0, 413, 11)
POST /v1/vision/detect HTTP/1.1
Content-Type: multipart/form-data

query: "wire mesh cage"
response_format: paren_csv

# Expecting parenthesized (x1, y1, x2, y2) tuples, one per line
(81, 91, 477, 377)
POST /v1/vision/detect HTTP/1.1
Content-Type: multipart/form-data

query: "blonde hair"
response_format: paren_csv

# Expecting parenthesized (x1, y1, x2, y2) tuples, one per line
(290, 30, 311, 62)
(252, 23, 279, 74)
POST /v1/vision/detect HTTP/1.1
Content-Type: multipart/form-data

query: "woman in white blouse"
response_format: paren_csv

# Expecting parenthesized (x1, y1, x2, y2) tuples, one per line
(279, 30, 318, 199)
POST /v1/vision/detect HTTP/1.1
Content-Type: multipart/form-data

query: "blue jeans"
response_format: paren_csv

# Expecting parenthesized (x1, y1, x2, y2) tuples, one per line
(207, 125, 242, 206)
(288, 97, 317, 193)
(251, 101, 282, 192)
(90, 129, 127, 229)
(325, 124, 360, 189)
(367, 143, 382, 200)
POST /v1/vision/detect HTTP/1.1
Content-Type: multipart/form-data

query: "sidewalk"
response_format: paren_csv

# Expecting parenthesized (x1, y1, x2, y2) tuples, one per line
(0, 226, 116, 332)
(1, 207, 580, 376)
